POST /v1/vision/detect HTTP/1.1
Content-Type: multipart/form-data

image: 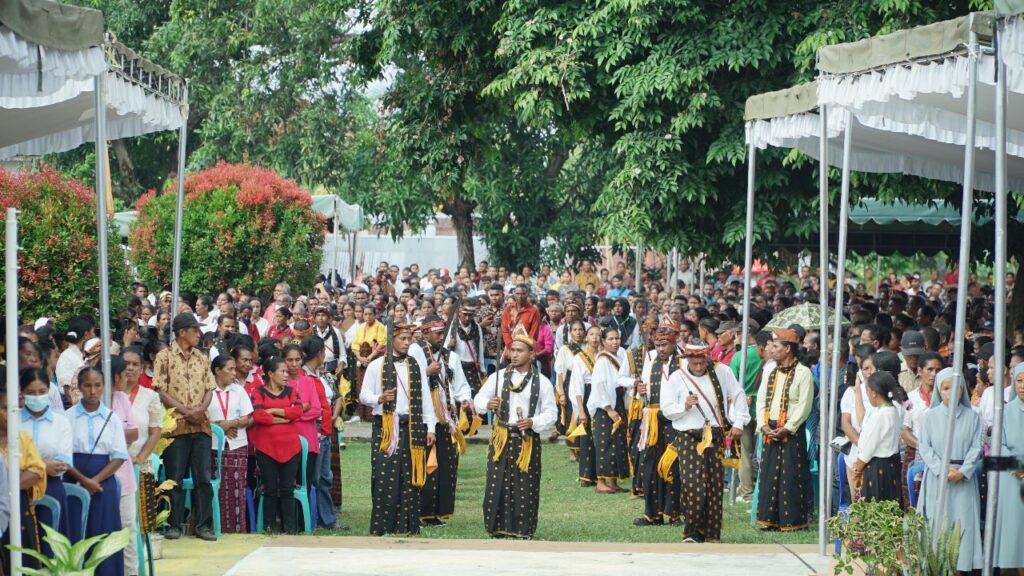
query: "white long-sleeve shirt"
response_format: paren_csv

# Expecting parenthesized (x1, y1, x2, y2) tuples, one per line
(452, 321, 485, 370)
(428, 347, 473, 405)
(662, 360, 749, 432)
(358, 355, 438, 431)
(473, 368, 557, 434)
(568, 351, 597, 416)
(587, 348, 634, 416)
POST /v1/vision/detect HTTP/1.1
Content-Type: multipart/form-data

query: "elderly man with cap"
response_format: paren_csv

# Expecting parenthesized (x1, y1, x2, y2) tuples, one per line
(452, 299, 486, 397)
(632, 320, 684, 526)
(711, 321, 739, 365)
(153, 312, 217, 541)
(755, 327, 814, 532)
(661, 337, 747, 542)
(474, 324, 557, 538)
(359, 321, 437, 535)
(899, 330, 926, 393)
(418, 315, 473, 527)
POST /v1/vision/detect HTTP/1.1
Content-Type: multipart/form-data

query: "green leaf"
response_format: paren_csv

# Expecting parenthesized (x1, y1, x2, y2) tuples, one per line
(83, 529, 131, 570)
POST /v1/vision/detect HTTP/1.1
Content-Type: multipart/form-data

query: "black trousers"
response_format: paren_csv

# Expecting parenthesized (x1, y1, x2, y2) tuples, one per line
(256, 451, 301, 533)
(163, 432, 213, 532)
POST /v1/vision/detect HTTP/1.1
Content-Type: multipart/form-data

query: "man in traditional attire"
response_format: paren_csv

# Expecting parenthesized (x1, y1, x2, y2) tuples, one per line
(754, 328, 814, 532)
(359, 323, 437, 535)
(452, 299, 486, 397)
(473, 325, 557, 538)
(418, 315, 472, 526)
(626, 317, 658, 496)
(661, 338, 747, 542)
(632, 321, 683, 525)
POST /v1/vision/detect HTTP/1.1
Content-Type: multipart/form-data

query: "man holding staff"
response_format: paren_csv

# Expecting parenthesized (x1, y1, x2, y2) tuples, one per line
(474, 324, 557, 539)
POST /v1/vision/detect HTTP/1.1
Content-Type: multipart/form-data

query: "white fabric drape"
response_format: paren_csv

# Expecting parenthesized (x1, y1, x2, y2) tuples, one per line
(0, 26, 105, 99)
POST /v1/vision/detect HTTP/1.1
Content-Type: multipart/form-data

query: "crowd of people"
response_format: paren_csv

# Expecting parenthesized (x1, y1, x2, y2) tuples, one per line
(0, 256, 1022, 574)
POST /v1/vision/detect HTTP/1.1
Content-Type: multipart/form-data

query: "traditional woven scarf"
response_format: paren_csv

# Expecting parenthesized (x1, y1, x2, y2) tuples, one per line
(380, 353, 428, 487)
(762, 363, 797, 444)
(489, 365, 541, 472)
(424, 342, 467, 455)
(638, 352, 681, 450)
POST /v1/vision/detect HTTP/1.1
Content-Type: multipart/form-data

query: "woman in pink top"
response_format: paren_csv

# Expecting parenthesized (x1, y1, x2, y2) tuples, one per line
(282, 344, 322, 493)
(109, 356, 140, 575)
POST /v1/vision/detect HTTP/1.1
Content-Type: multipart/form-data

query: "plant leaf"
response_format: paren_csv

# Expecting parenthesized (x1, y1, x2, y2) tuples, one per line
(83, 529, 130, 570)
(69, 533, 108, 568)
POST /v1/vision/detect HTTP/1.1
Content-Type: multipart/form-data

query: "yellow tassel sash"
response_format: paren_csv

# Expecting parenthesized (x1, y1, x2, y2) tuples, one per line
(657, 443, 679, 482)
(696, 421, 714, 456)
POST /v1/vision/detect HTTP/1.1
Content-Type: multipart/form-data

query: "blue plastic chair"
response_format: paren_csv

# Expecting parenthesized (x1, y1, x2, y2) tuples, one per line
(336, 431, 345, 514)
(183, 423, 225, 538)
(256, 436, 312, 533)
(906, 461, 925, 509)
(33, 495, 60, 533)
(63, 481, 91, 539)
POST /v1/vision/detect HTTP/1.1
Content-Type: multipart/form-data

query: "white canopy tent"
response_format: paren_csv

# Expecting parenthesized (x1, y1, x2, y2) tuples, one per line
(1, 1, 187, 572)
(742, 11, 1021, 570)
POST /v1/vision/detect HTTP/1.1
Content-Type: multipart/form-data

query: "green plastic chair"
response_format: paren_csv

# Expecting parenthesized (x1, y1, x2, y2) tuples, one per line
(183, 423, 226, 538)
(256, 436, 312, 533)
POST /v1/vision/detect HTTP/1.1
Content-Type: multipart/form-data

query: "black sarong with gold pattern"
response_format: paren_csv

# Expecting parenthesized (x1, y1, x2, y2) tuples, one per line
(556, 343, 582, 453)
(484, 368, 542, 538)
(595, 387, 629, 481)
(638, 353, 681, 521)
(576, 350, 596, 483)
(625, 346, 645, 495)
(677, 427, 725, 541)
(370, 355, 428, 536)
(756, 421, 810, 532)
(421, 345, 460, 521)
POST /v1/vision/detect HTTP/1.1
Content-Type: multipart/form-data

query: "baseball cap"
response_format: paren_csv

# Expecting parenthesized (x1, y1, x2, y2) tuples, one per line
(900, 330, 926, 356)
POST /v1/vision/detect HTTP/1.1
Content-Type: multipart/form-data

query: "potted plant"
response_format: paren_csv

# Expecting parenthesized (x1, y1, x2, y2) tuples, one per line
(9, 525, 129, 575)
(829, 500, 961, 576)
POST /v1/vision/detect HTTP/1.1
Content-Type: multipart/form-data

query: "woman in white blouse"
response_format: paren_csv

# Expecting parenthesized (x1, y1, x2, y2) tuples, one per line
(587, 328, 632, 494)
(206, 354, 253, 534)
(852, 372, 908, 503)
(19, 367, 74, 539)
(568, 326, 602, 486)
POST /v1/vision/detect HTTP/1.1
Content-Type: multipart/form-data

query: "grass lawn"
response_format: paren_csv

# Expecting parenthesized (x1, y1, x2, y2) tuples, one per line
(325, 440, 818, 544)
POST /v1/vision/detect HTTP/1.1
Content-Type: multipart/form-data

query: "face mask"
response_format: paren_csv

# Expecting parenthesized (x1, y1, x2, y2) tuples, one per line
(24, 394, 50, 413)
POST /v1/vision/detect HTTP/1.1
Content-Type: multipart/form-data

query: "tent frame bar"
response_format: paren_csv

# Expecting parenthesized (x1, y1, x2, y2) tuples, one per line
(981, 19, 1008, 576)
(94, 73, 113, 407)
(817, 106, 830, 556)
(6, 209, 21, 572)
(932, 28, 979, 541)
(170, 86, 190, 317)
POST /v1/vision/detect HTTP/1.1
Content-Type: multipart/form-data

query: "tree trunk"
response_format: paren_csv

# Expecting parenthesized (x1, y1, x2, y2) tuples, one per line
(111, 139, 137, 201)
(448, 197, 476, 271)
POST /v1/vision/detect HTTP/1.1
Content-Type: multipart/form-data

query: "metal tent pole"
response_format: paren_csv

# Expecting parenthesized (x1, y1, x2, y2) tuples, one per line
(5, 208, 21, 572)
(933, 30, 979, 541)
(982, 25, 1007, 575)
(171, 86, 189, 318)
(333, 197, 341, 280)
(826, 113, 854, 541)
(817, 106, 830, 556)
(94, 74, 113, 407)
(741, 140, 757, 506)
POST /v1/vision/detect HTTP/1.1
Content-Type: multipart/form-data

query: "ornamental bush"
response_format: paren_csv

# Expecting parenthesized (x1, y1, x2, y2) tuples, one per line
(130, 161, 325, 297)
(0, 165, 131, 322)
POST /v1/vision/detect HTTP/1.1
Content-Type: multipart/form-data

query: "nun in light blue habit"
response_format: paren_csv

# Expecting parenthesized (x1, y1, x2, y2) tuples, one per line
(994, 362, 1024, 571)
(917, 367, 983, 573)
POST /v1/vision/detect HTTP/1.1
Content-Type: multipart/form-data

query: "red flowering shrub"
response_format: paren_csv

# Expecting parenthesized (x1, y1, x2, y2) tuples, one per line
(130, 162, 325, 297)
(0, 165, 131, 321)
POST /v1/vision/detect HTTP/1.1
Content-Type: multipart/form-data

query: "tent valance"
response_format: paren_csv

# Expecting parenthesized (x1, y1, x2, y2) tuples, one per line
(743, 81, 818, 121)
(0, 0, 103, 50)
(816, 13, 994, 75)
